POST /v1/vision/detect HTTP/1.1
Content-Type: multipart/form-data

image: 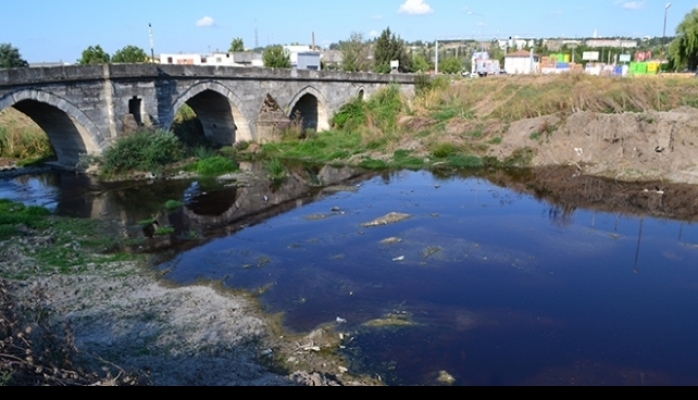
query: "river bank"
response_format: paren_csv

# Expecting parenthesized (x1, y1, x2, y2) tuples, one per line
(0, 173, 380, 386)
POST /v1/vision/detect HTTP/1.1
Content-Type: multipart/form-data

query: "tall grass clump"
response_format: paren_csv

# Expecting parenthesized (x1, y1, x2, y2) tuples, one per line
(102, 129, 185, 174)
(332, 98, 367, 131)
(187, 156, 238, 177)
(0, 109, 55, 162)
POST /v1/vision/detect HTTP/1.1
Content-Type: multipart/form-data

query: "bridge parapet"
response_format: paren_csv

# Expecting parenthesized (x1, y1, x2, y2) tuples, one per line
(0, 64, 415, 87)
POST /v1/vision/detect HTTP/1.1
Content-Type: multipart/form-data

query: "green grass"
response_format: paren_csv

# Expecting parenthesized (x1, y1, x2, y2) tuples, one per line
(359, 158, 389, 170)
(489, 137, 503, 145)
(265, 158, 287, 181)
(0, 200, 51, 233)
(446, 155, 485, 169)
(165, 200, 184, 210)
(393, 150, 425, 170)
(155, 227, 175, 236)
(186, 156, 238, 177)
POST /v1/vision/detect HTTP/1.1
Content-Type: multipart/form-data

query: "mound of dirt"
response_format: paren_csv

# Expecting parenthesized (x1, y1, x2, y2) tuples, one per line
(492, 107, 698, 184)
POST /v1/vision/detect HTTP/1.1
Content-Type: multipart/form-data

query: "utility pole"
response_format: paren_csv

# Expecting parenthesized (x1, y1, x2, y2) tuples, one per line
(662, 3, 672, 63)
(148, 23, 155, 63)
(435, 40, 439, 75)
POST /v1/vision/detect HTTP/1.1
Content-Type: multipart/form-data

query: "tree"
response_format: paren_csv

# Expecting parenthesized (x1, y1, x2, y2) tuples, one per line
(439, 57, 463, 74)
(112, 45, 148, 63)
(229, 38, 245, 53)
(373, 28, 411, 73)
(0, 43, 28, 68)
(263, 45, 291, 68)
(340, 32, 372, 72)
(78, 45, 110, 65)
(411, 53, 432, 73)
(669, 9, 698, 71)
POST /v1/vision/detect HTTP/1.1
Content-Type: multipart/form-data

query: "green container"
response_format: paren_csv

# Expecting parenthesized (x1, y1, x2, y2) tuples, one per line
(557, 54, 565, 63)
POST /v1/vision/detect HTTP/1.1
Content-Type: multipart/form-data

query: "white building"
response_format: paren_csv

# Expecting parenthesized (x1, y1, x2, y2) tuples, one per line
(159, 52, 262, 67)
(504, 50, 540, 74)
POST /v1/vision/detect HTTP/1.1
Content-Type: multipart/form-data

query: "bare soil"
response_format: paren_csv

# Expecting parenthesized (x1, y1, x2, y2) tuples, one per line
(488, 107, 698, 185)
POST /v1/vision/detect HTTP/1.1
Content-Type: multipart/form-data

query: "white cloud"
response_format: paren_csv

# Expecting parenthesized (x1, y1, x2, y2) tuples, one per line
(398, 0, 433, 15)
(616, 1, 645, 10)
(196, 16, 215, 27)
(371, 14, 384, 20)
(368, 30, 380, 38)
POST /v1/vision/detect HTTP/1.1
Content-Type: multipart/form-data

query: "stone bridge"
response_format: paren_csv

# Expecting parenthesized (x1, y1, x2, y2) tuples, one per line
(0, 64, 415, 167)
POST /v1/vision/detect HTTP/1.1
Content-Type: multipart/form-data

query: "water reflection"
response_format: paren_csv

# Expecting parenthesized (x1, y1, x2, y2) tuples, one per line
(5, 166, 698, 385)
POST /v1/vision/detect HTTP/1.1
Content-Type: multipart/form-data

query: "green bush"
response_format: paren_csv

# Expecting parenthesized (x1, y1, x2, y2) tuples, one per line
(102, 129, 185, 174)
(333, 98, 367, 130)
(188, 156, 238, 177)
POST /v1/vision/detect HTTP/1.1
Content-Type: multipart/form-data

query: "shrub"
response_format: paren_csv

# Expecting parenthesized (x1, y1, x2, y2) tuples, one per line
(102, 129, 185, 174)
(188, 156, 238, 177)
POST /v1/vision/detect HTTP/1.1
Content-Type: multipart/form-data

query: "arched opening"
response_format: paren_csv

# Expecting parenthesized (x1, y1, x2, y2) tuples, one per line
(177, 90, 238, 146)
(358, 89, 365, 101)
(6, 100, 99, 167)
(289, 93, 329, 132)
(171, 83, 253, 146)
(0, 107, 54, 164)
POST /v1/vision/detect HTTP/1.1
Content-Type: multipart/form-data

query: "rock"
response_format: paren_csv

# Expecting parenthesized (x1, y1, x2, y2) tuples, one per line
(437, 370, 456, 385)
(361, 213, 411, 228)
(380, 237, 402, 245)
(289, 372, 341, 387)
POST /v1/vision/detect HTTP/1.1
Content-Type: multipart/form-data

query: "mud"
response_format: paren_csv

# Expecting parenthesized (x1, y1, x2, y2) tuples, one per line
(485, 166, 698, 222)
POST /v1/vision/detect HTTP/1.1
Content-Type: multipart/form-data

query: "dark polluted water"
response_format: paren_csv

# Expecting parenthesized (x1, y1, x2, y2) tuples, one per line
(5, 167, 698, 385)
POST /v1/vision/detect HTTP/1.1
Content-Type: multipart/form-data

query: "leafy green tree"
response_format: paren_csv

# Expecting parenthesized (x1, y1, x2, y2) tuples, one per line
(439, 57, 463, 74)
(373, 28, 411, 73)
(411, 53, 432, 72)
(263, 45, 291, 68)
(229, 38, 245, 53)
(78, 45, 110, 65)
(0, 43, 28, 68)
(111, 45, 148, 63)
(669, 9, 698, 71)
(340, 32, 372, 72)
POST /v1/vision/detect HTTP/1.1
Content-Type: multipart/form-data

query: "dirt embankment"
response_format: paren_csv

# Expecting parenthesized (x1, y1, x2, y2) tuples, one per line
(490, 107, 698, 184)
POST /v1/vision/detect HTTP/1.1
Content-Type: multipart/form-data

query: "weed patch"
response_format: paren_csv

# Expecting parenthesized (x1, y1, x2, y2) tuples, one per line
(187, 156, 238, 177)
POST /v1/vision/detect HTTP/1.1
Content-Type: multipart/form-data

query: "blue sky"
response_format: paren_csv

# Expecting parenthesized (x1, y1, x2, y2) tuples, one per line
(2, 0, 695, 63)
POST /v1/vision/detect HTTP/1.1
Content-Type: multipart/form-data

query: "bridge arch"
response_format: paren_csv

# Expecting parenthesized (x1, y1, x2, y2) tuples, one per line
(287, 86, 330, 132)
(169, 81, 253, 144)
(0, 89, 105, 167)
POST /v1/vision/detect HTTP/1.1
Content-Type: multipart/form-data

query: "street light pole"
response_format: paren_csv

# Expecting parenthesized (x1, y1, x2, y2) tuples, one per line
(662, 3, 672, 63)
(149, 23, 155, 64)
